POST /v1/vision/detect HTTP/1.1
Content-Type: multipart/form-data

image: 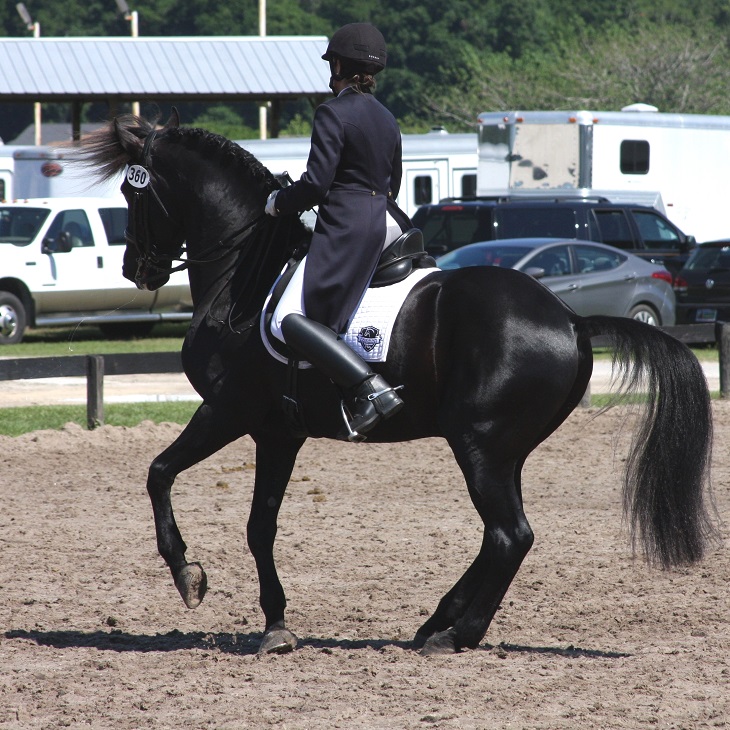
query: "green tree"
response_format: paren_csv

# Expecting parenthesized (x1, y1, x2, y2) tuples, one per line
(5, 0, 730, 141)
(558, 23, 730, 114)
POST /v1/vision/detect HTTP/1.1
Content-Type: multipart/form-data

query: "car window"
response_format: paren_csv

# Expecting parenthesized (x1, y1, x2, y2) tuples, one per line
(0, 207, 50, 246)
(495, 207, 577, 238)
(632, 210, 682, 250)
(574, 244, 626, 273)
(437, 245, 533, 270)
(415, 206, 494, 251)
(685, 245, 730, 272)
(45, 210, 94, 248)
(527, 246, 571, 276)
(99, 207, 128, 245)
(592, 210, 634, 249)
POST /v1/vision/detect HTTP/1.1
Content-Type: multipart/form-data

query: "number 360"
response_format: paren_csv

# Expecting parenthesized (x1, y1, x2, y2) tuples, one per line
(127, 165, 150, 188)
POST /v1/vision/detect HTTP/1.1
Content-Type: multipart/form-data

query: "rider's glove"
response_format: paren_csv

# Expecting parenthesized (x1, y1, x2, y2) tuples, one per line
(265, 191, 279, 217)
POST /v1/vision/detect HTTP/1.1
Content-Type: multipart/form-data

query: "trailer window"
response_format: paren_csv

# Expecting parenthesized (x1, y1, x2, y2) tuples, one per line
(459, 173, 477, 198)
(414, 176, 433, 206)
(620, 140, 650, 174)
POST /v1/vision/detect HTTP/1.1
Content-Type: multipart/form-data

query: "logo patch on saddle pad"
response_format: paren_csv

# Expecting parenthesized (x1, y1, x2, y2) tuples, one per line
(357, 326, 382, 353)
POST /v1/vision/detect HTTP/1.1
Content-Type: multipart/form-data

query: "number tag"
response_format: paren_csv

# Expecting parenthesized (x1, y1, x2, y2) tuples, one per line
(127, 165, 150, 188)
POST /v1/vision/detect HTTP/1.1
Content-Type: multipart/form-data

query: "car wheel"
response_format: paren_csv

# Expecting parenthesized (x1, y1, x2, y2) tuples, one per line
(628, 304, 660, 326)
(0, 292, 27, 345)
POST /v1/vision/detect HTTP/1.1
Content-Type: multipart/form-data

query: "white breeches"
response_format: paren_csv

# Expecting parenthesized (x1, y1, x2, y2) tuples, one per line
(270, 211, 404, 343)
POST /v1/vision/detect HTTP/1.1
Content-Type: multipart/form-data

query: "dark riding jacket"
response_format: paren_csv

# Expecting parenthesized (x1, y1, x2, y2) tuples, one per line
(273, 87, 412, 334)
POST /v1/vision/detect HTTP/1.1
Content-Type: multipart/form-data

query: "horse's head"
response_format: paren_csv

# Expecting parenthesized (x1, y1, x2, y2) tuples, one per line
(78, 109, 299, 298)
(115, 109, 186, 291)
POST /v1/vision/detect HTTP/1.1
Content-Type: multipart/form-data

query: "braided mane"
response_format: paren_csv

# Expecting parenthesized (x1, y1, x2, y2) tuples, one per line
(164, 126, 279, 193)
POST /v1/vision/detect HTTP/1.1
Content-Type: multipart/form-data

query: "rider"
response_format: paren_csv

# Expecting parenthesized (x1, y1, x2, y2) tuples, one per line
(265, 22, 411, 442)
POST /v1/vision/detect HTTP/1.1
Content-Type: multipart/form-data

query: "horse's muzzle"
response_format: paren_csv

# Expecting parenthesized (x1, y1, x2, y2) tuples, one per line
(123, 246, 169, 291)
(133, 259, 170, 291)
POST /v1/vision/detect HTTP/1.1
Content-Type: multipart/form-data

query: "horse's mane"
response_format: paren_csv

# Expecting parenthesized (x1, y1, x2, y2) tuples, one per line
(164, 126, 279, 193)
(77, 114, 279, 194)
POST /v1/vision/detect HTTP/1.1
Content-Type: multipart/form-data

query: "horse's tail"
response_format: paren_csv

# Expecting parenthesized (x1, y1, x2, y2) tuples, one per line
(578, 315, 718, 569)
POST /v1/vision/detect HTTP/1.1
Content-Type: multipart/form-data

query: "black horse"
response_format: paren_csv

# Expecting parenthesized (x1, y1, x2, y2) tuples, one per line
(79, 111, 716, 656)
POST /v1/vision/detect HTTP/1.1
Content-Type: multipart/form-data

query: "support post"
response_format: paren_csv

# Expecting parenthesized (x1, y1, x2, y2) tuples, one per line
(86, 355, 105, 429)
(580, 382, 591, 408)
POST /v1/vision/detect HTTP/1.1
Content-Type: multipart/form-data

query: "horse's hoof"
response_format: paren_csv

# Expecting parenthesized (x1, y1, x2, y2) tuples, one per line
(174, 562, 208, 609)
(258, 628, 298, 655)
(412, 631, 429, 650)
(420, 629, 459, 656)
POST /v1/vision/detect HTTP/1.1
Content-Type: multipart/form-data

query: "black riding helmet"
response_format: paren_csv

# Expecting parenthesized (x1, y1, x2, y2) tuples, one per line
(322, 22, 387, 74)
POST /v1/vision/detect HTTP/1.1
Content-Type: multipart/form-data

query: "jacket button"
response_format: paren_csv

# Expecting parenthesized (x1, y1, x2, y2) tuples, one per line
(371, 191, 376, 196)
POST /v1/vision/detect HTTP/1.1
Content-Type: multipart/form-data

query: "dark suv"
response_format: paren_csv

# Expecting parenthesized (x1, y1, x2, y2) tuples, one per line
(412, 197, 696, 274)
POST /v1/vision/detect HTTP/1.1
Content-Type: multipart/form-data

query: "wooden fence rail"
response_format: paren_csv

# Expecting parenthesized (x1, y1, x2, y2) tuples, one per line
(1, 323, 729, 428)
(0, 351, 183, 429)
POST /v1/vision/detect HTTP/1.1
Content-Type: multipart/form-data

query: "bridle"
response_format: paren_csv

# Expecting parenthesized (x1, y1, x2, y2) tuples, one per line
(125, 128, 267, 288)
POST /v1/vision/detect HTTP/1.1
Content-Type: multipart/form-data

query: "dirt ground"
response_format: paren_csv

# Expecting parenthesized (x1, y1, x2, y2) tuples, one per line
(0, 401, 728, 729)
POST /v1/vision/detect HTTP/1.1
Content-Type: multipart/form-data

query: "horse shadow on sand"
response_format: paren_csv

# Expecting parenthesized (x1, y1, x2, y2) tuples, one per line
(4, 629, 630, 659)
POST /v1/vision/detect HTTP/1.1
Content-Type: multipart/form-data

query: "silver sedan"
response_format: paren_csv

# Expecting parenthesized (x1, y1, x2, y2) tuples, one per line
(436, 237, 676, 325)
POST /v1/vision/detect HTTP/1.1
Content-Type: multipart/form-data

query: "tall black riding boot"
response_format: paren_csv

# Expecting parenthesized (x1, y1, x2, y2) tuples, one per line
(281, 313, 404, 442)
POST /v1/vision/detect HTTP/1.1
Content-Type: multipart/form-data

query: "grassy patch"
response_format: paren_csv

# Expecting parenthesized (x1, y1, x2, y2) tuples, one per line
(4, 323, 188, 358)
(0, 401, 200, 437)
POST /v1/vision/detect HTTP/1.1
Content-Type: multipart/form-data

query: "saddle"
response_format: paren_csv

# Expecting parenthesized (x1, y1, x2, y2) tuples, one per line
(264, 228, 435, 356)
(371, 228, 435, 286)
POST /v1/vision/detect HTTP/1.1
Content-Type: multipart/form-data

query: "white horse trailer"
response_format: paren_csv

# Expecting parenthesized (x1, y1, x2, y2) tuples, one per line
(476, 106, 730, 242)
(237, 129, 477, 220)
(0, 145, 121, 201)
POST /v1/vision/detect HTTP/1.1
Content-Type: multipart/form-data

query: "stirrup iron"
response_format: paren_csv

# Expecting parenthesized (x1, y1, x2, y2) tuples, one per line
(339, 384, 404, 443)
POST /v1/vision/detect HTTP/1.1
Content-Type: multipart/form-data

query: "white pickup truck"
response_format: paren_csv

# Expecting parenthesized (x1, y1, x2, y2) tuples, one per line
(0, 197, 192, 344)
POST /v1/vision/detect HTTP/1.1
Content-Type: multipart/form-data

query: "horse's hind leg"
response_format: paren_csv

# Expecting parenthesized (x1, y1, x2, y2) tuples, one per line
(146, 403, 248, 609)
(416, 440, 533, 655)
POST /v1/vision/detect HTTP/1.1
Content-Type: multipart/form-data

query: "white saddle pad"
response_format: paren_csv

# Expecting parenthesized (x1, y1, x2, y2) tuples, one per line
(261, 267, 438, 367)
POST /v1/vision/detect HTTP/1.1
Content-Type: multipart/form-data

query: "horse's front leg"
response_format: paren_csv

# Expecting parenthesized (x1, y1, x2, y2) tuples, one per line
(247, 433, 305, 655)
(147, 402, 247, 609)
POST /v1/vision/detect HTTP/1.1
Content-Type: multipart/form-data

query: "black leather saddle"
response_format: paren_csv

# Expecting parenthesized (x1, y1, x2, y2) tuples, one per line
(371, 228, 435, 286)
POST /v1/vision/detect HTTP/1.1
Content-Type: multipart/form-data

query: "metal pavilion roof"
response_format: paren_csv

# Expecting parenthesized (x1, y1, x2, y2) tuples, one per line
(0, 36, 331, 102)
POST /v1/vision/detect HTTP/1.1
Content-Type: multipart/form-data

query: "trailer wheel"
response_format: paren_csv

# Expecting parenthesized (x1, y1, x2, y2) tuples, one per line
(0, 291, 27, 345)
(628, 303, 660, 326)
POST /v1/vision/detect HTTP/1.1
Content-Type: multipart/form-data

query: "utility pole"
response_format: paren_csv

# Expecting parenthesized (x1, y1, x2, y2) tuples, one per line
(259, 0, 268, 139)
(115, 0, 140, 116)
(16, 3, 41, 145)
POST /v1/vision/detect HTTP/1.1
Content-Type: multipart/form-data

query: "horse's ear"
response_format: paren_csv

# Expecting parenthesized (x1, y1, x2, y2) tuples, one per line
(114, 117, 144, 160)
(163, 107, 180, 130)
